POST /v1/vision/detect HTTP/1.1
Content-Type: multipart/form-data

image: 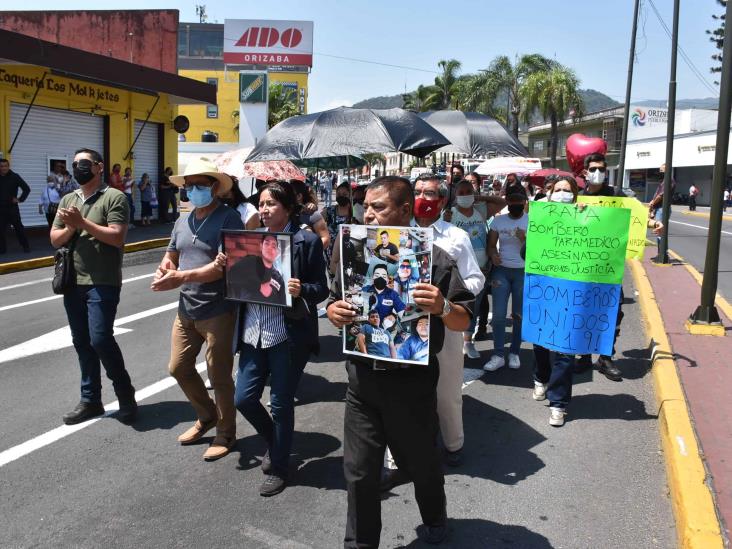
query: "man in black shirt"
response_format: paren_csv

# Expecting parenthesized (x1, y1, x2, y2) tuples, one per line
(0, 158, 31, 253)
(372, 230, 399, 265)
(327, 176, 473, 548)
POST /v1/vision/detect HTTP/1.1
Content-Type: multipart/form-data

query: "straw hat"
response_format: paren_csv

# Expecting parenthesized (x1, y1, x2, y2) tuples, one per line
(169, 157, 233, 196)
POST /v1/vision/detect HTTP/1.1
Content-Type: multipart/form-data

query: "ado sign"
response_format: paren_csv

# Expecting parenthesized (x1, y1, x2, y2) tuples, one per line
(224, 19, 314, 67)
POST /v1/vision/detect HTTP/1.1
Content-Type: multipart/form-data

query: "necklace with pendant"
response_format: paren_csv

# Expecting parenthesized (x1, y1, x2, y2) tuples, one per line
(190, 212, 211, 244)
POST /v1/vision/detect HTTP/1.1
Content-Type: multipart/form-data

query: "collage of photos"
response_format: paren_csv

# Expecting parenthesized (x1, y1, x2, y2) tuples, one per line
(222, 230, 294, 308)
(339, 224, 434, 366)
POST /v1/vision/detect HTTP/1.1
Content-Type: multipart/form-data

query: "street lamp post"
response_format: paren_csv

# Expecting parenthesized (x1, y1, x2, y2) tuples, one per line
(688, 0, 732, 330)
(656, 0, 680, 265)
(617, 0, 641, 188)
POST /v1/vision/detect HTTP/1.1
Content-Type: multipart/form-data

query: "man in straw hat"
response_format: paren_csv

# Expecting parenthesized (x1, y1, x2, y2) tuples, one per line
(151, 157, 243, 461)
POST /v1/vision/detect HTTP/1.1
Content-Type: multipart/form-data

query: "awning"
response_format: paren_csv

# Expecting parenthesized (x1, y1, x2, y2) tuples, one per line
(0, 28, 215, 105)
(624, 130, 730, 170)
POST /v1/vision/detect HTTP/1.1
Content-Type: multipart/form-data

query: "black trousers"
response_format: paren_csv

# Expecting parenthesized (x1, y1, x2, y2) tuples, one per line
(0, 204, 30, 253)
(689, 195, 697, 211)
(343, 359, 446, 549)
(158, 189, 178, 222)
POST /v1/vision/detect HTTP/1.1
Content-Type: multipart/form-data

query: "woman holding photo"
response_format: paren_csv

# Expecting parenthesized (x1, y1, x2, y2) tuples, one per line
(221, 181, 328, 497)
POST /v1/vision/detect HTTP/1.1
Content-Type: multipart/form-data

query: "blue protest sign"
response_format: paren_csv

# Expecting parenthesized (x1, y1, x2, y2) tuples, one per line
(521, 273, 621, 356)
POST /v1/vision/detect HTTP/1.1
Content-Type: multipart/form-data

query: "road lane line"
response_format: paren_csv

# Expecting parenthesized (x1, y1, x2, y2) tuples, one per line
(0, 277, 53, 292)
(0, 273, 155, 312)
(670, 219, 732, 236)
(0, 362, 206, 468)
(0, 301, 178, 364)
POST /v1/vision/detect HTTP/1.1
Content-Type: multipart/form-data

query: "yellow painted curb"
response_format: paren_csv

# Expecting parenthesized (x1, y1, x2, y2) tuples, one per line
(668, 249, 732, 323)
(684, 319, 725, 337)
(628, 259, 724, 549)
(681, 210, 732, 222)
(0, 237, 170, 275)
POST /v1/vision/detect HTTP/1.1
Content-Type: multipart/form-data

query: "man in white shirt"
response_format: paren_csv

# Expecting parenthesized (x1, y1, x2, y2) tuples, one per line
(688, 183, 699, 211)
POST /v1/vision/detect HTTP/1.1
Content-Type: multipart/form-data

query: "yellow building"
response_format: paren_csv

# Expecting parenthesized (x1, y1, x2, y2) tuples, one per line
(0, 28, 215, 226)
(177, 22, 308, 144)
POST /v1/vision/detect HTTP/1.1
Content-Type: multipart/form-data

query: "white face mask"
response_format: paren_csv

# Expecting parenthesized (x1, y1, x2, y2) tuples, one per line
(455, 195, 475, 208)
(353, 203, 364, 223)
(588, 169, 605, 185)
(382, 318, 395, 330)
(550, 190, 575, 204)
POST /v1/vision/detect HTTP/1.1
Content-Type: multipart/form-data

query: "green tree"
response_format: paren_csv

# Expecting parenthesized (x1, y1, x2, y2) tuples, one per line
(402, 84, 435, 112)
(424, 59, 462, 110)
(707, 0, 727, 85)
(268, 82, 300, 128)
(467, 54, 556, 136)
(362, 153, 387, 177)
(520, 65, 584, 167)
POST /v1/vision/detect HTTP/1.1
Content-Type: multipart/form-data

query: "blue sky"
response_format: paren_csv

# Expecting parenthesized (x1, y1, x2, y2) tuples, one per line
(16, 1, 725, 112)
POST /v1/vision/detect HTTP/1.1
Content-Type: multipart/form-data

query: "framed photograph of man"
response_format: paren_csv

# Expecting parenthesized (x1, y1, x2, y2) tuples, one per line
(222, 230, 293, 308)
(339, 224, 434, 366)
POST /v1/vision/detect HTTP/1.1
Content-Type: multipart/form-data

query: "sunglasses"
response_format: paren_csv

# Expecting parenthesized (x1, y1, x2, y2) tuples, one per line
(588, 166, 607, 173)
(399, 264, 412, 269)
(71, 160, 99, 169)
(183, 183, 213, 192)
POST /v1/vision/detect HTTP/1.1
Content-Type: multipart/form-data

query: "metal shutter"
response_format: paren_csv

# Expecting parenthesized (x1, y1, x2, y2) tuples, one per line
(9, 103, 104, 227)
(132, 120, 160, 220)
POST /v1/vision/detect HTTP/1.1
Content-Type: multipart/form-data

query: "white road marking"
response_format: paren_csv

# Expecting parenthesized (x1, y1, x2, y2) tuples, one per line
(670, 219, 732, 236)
(0, 362, 206, 468)
(0, 301, 177, 364)
(0, 277, 53, 292)
(0, 273, 155, 312)
(240, 525, 313, 549)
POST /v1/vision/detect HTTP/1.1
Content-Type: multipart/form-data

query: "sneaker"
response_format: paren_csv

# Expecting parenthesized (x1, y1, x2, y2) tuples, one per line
(261, 450, 273, 474)
(532, 381, 547, 401)
(62, 401, 105, 425)
(483, 355, 505, 372)
(508, 353, 521, 369)
(549, 407, 567, 427)
(463, 341, 480, 359)
(260, 473, 287, 497)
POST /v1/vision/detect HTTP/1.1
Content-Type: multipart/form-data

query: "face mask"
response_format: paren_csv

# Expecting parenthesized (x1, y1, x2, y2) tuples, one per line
(48, 181, 57, 188)
(373, 277, 387, 291)
(414, 197, 440, 218)
(187, 186, 214, 208)
(73, 165, 95, 185)
(456, 195, 475, 208)
(382, 318, 395, 330)
(452, 174, 462, 184)
(353, 203, 364, 223)
(550, 190, 575, 204)
(588, 169, 605, 185)
(507, 204, 525, 217)
(336, 195, 350, 207)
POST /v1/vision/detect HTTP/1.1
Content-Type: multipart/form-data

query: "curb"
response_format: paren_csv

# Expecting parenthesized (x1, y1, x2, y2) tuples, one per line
(628, 259, 724, 549)
(667, 249, 732, 323)
(681, 210, 732, 222)
(0, 238, 169, 275)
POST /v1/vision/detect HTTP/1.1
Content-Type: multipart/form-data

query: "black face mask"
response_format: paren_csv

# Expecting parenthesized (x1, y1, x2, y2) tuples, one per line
(508, 204, 525, 217)
(373, 277, 387, 291)
(73, 161, 96, 185)
(336, 195, 350, 207)
(353, 197, 364, 205)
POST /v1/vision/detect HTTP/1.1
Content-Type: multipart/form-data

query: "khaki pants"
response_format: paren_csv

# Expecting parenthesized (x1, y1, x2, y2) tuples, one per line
(436, 329, 464, 452)
(168, 311, 236, 440)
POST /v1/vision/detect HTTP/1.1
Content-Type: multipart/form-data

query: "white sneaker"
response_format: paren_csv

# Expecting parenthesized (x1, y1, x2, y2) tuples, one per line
(532, 381, 547, 401)
(508, 353, 521, 369)
(483, 355, 505, 371)
(549, 407, 567, 427)
(463, 341, 480, 359)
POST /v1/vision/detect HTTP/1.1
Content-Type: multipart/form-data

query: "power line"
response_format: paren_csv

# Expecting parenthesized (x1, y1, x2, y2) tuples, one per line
(313, 52, 439, 74)
(646, 0, 719, 96)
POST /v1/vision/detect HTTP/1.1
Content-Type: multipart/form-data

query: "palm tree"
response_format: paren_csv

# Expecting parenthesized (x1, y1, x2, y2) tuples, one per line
(268, 82, 300, 128)
(520, 65, 585, 167)
(402, 84, 435, 112)
(362, 153, 387, 177)
(468, 54, 556, 136)
(425, 59, 462, 110)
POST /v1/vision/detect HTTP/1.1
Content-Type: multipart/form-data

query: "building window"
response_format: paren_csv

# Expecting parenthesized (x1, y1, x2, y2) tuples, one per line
(206, 78, 218, 118)
(188, 29, 224, 57)
(177, 28, 189, 56)
(533, 140, 544, 154)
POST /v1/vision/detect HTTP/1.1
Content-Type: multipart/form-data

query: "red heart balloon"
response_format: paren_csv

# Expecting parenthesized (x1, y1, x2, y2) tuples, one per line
(566, 134, 608, 175)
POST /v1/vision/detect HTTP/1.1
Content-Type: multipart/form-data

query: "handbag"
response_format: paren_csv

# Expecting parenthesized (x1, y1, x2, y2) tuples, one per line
(52, 233, 79, 295)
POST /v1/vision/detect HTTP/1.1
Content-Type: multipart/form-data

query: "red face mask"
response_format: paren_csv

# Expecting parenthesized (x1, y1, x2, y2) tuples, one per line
(414, 197, 440, 219)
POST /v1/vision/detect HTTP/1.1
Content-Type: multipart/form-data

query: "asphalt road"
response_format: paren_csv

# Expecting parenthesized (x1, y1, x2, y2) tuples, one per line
(665, 211, 732, 302)
(0, 254, 675, 548)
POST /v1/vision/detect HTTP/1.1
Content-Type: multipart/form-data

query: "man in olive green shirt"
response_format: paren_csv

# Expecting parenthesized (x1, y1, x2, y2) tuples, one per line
(51, 148, 137, 425)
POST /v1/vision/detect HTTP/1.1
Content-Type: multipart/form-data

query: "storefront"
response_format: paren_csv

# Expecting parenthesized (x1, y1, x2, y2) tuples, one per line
(0, 28, 215, 226)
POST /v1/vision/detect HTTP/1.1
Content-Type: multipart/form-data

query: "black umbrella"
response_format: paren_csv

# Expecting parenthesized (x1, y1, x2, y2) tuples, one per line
(245, 107, 450, 165)
(293, 156, 366, 170)
(418, 110, 529, 157)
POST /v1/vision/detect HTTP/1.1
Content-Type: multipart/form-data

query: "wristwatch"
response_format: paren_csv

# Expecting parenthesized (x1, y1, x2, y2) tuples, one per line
(439, 299, 452, 318)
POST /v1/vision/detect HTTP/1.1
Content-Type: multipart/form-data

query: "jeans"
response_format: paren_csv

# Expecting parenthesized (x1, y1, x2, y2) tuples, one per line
(124, 192, 135, 222)
(654, 206, 671, 248)
(467, 284, 488, 336)
(63, 285, 135, 404)
(490, 265, 524, 356)
(533, 345, 574, 409)
(235, 340, 307, 474)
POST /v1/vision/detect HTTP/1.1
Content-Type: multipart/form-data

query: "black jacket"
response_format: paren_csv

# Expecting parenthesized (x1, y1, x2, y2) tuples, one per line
(0, 170, 31, 206)
(235, 227, 329, 355)
(582, 184, 626, 198)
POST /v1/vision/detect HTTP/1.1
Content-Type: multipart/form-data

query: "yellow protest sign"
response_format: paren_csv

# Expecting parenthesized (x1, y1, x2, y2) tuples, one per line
(577, 196, 648, 259)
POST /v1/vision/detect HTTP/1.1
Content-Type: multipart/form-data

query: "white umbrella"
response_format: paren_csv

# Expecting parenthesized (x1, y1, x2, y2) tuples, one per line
(475, 156, 542, 176)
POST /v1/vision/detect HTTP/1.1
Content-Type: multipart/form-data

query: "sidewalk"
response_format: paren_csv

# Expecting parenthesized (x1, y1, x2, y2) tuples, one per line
(636, 251, 731, 547)
(0, 221, 175, 274)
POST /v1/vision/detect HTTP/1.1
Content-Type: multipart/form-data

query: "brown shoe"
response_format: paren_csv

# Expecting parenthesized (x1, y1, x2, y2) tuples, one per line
(177, 419, 217, 445)
(202, 436, 235, 461)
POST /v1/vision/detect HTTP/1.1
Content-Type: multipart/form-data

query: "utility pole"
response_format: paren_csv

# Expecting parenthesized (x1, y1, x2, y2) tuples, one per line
(655, 0, 680, 264)
(617, 0, 641, 188)
(688, 0, 731, 332)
